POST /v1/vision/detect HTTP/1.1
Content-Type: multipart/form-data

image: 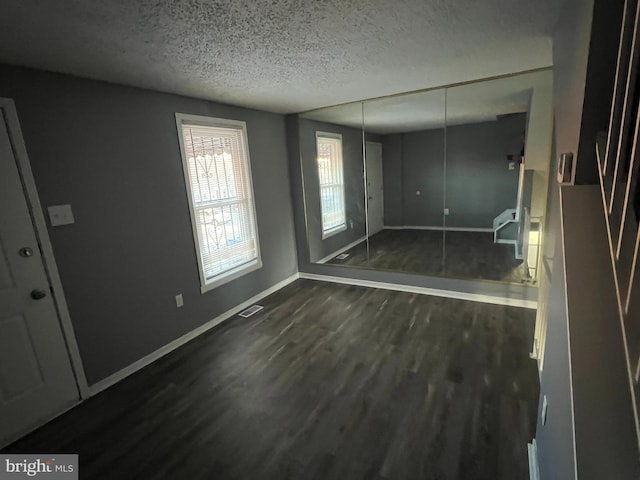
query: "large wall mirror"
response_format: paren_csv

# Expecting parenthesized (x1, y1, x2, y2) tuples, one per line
(359, 90, 447, 273)
(295, 69, 553, 286)
(298, 101, 365, 264)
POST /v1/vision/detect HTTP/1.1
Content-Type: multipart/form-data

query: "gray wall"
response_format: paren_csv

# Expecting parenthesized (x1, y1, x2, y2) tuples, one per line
(576, 0, 624, 184)
(535, 176, 638, 480)
(0, 64, 298, 385)
(552, 0, 593, 183)
(382, 114, 525, 229)
(628, 248, 640, 378)
(380, 134, 403, 226)
(298, 117, 367, 262)
(446, 115, 524, 228)
(553, 0, 622, 185)
(401, 129, 446, 226)
(535, 148, 576, 480)
(535, 0, 640, 477)
(286, 115, 311, 267)
(564, 187, 639, 479)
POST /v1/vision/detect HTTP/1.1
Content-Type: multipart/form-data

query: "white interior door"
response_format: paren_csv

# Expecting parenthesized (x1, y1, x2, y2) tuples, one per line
(0, 108, 79, 447)
(366, 142, 384, 236)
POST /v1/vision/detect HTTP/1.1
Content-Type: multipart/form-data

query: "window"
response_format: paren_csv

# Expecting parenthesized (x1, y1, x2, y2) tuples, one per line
(316, 132, 346, 238)
(176, 114, 261, 292)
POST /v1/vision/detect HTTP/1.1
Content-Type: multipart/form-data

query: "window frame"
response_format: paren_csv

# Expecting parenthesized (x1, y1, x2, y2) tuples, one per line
(316, 131, 347, 239)
(175, 113, 262, 293)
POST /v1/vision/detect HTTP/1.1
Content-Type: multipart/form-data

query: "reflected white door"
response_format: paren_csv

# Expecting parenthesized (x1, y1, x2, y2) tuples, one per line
(0, 109, 79, 447)
(366, 142, 384, 236)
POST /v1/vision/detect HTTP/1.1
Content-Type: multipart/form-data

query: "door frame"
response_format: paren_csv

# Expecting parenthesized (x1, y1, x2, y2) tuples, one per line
(1, 97, 89, 399)
(365, 141, 384, 234)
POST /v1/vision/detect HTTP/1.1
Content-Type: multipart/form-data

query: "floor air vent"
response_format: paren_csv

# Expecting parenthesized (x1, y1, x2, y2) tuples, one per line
(335, 253, 350, 260)
(238, 304, 264, 318)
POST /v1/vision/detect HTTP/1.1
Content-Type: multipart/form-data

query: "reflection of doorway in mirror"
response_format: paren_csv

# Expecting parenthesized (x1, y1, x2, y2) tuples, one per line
(366, 142, 384, 236)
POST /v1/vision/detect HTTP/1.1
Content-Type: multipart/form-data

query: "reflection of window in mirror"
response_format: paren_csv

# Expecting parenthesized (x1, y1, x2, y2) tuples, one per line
(316, 132, 346, 239)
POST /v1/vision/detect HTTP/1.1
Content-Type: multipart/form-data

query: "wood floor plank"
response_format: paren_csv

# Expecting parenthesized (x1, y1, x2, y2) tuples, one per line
(328, 229, 528, 284)
(2, 279, 539, 480)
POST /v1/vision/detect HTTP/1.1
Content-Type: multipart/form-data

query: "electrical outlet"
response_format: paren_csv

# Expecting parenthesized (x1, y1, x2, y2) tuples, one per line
(175, 294, 184, 308)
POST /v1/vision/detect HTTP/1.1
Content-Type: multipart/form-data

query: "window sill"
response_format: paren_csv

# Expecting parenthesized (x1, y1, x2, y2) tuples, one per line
(322, 224, 347, 240)
(200, 259, 263, 294)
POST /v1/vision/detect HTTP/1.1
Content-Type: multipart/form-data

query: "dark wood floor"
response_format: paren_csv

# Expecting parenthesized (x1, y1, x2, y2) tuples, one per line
(3, 280, 539, 480)
(328, 229, 528, 284)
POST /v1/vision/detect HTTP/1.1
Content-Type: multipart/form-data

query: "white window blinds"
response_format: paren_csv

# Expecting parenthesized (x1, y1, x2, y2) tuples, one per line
(176, 114, 261, 291)
(316, 133, 346, 238)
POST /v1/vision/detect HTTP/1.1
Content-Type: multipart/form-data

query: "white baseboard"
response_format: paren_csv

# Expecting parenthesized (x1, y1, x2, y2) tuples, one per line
(383, 225, 494, 233)
(316, 235, 367, 264)
(88, 272, 300, 397)
(528, 439, 540, 480)
(299, 273, 537, 309)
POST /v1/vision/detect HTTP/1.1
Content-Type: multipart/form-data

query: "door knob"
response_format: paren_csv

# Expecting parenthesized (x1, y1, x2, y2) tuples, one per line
(30, 289, 47, 300)
(19, 247, 34, 258)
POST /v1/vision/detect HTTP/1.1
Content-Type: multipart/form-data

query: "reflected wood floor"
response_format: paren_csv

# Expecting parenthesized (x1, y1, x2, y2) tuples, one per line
(3, 280, 539, 480)
(328, 229, 528, 284)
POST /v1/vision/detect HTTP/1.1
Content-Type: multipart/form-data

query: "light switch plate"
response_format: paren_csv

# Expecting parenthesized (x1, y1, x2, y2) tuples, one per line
(175, 294, 184, 308)
(444, 208, 450, 215)
(47, 204, 75, 226)
(542, 395, 548, 426)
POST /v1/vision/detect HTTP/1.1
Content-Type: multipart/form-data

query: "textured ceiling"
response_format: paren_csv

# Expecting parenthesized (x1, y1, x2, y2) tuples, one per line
(303, 70, 552, 134)
(0, 0, 564, 113)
